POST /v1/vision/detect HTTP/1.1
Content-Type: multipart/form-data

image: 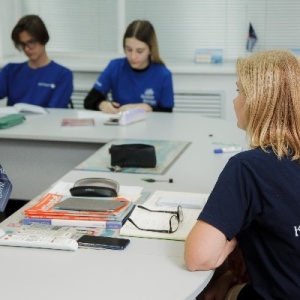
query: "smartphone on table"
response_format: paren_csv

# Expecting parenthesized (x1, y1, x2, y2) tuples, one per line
(104, 118, 119, 125)
(77, 235, 130, 250)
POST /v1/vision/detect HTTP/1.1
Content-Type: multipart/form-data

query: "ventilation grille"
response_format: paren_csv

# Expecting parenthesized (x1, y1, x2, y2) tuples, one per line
(174, 91, 224, 118)
(71, 90, 224, 119)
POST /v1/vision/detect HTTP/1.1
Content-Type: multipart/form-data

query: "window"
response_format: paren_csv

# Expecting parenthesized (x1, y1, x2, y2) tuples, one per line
(20, 0, 300, 62)
(21, 0, 119, 53)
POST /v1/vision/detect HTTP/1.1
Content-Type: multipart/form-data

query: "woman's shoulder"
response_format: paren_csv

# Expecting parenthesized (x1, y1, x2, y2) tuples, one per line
(150, 62, 172, 75)
(230, 147, 287, 170)
(232, 147, 270, 161)
(102, 57, 128, 73)
(108, 57, 127, 67)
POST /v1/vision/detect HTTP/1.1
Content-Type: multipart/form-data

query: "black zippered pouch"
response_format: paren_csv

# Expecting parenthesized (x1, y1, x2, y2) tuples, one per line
(109, 144, 156, 168)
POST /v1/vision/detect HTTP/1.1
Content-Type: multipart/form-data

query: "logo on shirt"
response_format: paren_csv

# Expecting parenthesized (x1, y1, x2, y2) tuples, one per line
(294, 226, 300, 236)
(141, 89, 156, 105)
(95, 81, 103, 88)
(38, 82, 56, 89)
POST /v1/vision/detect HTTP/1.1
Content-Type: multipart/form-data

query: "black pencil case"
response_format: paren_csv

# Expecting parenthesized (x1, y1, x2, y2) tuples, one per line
(109, 144, 156, 168)
(0, 114, 25, 129)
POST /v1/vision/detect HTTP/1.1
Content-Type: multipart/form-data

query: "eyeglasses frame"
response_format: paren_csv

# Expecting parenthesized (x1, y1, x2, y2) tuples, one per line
(17, 39, 39, 50)
(127, 205, 183, 234)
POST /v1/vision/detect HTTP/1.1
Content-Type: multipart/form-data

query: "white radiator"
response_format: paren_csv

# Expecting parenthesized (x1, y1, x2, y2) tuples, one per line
(174, 90, 224, 118)
(71, 90, 224, 119)
(71, 90, 87, 109)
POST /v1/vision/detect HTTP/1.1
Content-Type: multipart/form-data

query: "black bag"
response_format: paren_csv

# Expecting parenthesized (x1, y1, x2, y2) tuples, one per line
(109, 144, 156, 168)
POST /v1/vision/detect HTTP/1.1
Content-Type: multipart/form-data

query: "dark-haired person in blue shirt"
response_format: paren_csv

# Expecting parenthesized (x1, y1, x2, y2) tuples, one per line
(84, 20, 174, 113)
(0, 15, 73, 108)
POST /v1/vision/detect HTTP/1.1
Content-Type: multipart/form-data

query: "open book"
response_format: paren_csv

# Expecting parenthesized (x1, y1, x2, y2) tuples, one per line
(0, 103, 48, 115)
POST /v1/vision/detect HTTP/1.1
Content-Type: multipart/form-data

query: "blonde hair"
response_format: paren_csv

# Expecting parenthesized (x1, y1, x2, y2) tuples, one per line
(123, 20, 165, 65)
(236, 50, 300, 161)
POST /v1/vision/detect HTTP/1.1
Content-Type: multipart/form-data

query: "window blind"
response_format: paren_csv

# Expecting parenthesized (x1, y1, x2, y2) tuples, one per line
(20, 0, 300, 62)
(21, 0, 118, 53)
(125, 0, 247, 62)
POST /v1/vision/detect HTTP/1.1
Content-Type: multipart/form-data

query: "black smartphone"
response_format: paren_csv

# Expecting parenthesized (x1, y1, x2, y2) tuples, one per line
(104, 118, 119, 126)
(77, 235, 130, 250)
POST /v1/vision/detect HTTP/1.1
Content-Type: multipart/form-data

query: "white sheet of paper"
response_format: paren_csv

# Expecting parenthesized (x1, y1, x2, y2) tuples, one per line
(120, 190, 206, 241)
(156, 193, 208, 209)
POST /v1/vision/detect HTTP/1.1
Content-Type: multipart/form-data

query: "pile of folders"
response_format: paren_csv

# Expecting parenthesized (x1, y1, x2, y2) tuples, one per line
(22, 193, 135, 229)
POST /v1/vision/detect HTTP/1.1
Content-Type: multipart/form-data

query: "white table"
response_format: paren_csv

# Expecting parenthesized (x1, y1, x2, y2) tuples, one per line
(0, 109, 245, 199)
(0, 230, 212, 300)
(0, 171, 215, 300)
(0, 109, 107, 199)
(0, 109, 246, 299)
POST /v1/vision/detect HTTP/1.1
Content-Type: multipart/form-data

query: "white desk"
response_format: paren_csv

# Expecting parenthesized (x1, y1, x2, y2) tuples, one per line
(0, 200, 213, 300)
(0, 240, 212, 300)
(0, 109, 246, 299)
(1, 109, 105, 200)
(0, 109, 245, 199)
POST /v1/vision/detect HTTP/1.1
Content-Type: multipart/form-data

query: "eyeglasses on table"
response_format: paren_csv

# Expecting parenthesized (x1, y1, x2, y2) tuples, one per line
(127, 205, 183, 234)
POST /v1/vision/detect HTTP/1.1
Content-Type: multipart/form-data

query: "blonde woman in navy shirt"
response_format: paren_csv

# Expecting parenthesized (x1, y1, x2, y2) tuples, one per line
(185, 50, 300, 299)
(84, 20, 174, 113)
(0, 15, 73, 108)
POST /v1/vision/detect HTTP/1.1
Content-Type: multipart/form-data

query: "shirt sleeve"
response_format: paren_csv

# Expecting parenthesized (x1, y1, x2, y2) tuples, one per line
(199, 155, 263, 240)
(84, 88, 106, 110)
(153, 106, 173, 112)
(93, 61, 114, 95)
(47, 68, 73, 108)
(0, 64, 9, 100)
(157, 71, 174, 109)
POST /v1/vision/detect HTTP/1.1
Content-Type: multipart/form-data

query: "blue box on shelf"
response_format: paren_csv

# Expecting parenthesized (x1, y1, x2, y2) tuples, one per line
(194, 48, 223, 64)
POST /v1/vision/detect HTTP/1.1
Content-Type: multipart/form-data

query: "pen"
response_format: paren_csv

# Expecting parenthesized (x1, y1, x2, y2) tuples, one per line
(214, 146, 242, 154)
(141, 178, 173, 183)
(111, 102, 119, 108)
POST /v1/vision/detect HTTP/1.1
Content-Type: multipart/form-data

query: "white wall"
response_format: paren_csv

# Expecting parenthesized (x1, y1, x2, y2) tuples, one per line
(0, 0, 298, 123)
(0, 0, 22, 58)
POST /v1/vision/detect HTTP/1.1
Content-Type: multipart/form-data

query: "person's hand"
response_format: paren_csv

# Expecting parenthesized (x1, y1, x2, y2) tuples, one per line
(99, 101, 120, 114)
(119, 103, 152, 112)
